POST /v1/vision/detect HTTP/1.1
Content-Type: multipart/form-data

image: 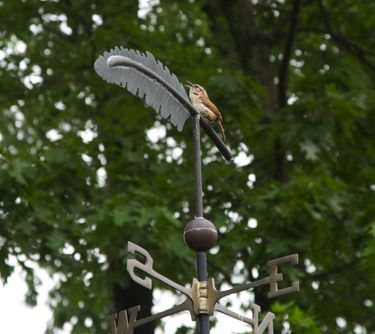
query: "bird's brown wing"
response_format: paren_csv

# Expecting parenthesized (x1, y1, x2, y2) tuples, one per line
(201, 97, 225, 140)
(201, 97, 222, 121)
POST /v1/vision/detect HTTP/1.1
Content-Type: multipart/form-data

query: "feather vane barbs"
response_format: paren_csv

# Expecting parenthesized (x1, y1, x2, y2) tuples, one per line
(94, 47, 196, 131)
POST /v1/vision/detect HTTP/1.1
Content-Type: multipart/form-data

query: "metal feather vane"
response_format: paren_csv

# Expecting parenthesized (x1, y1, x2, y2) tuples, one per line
(94, 47, 194, 131)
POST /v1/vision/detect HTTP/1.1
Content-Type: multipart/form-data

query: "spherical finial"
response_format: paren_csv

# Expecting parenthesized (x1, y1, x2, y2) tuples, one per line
(183, 217, 218, 252)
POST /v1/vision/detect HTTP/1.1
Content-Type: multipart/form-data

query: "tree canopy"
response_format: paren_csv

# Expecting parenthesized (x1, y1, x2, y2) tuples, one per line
(0, 0, 375, 333)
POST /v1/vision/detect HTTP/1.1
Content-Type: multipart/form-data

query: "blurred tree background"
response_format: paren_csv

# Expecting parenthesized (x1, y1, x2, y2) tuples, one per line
(1, 0, 375, 333)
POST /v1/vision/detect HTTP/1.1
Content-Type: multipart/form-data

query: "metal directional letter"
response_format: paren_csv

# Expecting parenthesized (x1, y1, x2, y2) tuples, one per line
(107, 306, 139, 334)
(267, 254, 300, 298)
(127, 242, 153, 290)
(94, 48, 300, 334)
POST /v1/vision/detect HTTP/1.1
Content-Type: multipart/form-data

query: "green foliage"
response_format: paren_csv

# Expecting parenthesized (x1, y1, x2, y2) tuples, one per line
(272, 302, 320, 334)
(0, 0, 375, 333)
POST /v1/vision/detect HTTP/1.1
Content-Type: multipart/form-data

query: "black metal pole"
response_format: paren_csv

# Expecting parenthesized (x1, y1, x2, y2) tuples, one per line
(193, 116, 204, 218)
(192, 115, 210, 334)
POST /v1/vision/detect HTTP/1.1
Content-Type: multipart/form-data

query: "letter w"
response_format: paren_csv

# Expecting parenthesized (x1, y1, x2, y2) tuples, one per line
(107, 306, 140, 334)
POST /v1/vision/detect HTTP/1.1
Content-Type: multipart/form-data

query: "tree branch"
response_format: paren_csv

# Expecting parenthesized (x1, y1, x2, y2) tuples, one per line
(316, 0, 332, 31)
(275, 0, 302, 183)
(299, 27, 375, 73)
(315, 0, 375, 73)
(299, 27, 375, 57)
(330, 36, 375, 73)
(304, 257, 363, 282)
(278, 0, 302, 108)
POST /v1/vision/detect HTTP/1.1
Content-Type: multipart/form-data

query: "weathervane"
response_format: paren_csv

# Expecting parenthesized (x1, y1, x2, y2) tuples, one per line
(94, 47, 299, 334)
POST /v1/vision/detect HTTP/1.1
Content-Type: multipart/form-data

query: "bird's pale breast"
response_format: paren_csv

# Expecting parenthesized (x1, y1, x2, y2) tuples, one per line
(193, 101, 217, 122)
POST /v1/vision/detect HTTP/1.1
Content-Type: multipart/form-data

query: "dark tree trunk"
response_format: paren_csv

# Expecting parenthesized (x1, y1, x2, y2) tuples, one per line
(204, 1, 283, 182)
(203, 0, 302, 316)
(113, 281, 155, 334)
(205, 0, 301, 182)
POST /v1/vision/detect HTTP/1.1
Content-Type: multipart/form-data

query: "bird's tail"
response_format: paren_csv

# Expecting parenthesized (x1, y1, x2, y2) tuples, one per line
(217, 121, 226, 141)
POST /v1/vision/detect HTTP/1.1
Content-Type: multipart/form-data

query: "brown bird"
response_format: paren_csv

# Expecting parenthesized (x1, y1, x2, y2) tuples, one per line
(185, 82, 226, 141)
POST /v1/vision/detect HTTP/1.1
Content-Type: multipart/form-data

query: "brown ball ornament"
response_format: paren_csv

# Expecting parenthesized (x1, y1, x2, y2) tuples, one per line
(183, 217, 218, 252)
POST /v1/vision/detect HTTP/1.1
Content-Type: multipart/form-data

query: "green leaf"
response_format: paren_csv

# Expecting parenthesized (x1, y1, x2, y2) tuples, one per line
(112, 208, 130, 226)
(299, 140, 320, 161)
(9, 159, 29, 185)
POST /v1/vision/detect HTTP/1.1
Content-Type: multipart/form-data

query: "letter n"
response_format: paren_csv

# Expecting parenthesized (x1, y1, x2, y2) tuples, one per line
(107, 306, 140, 334)
(252, 304, 275, 334)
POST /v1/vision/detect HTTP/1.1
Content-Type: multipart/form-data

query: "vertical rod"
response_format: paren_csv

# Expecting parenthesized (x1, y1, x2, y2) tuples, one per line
(196, 252, 208, 281)
(193, 115, 204, 218)
(192, 115, 210, 334)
